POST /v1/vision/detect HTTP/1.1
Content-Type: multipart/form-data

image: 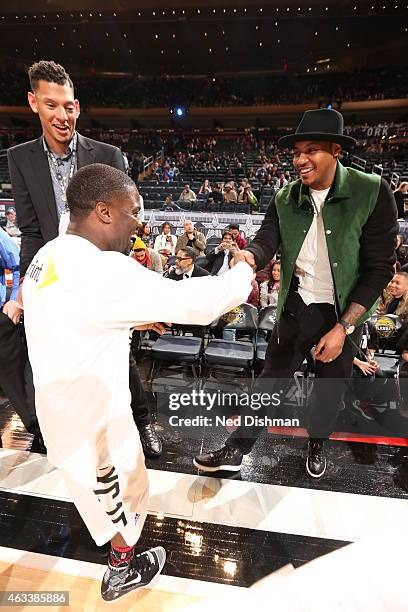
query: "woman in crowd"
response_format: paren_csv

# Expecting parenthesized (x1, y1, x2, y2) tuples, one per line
(153, 222, 177, 255)
(259, 261, 281, 308)
(246, 279, 260, 309)
(130, 237, 163, 274)
(137, 222, 154, 249)
(198, 179, 212, 195)
(379, 271, 408, 320)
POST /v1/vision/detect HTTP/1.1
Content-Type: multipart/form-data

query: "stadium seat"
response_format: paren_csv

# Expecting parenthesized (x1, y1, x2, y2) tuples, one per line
(203, 303, 258, 378)
(150, 334, 204, 381)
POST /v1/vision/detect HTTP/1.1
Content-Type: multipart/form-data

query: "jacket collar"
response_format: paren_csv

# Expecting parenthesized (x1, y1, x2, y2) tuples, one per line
(296, 161, 351, 208)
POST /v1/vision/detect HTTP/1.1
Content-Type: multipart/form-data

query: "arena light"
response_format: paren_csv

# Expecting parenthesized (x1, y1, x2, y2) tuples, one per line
(170, 106, 187, 118)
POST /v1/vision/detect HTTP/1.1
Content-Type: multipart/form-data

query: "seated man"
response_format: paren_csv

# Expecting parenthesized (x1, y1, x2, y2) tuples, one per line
(229, 224, 247, 250)
(175, 220, 206, 256)
(207, 231, 239, 276)
(167, 246, 210, 280)
(23, 163, 253, 603)
(179, 183, 197, 203)
(207, 184, 223, 206)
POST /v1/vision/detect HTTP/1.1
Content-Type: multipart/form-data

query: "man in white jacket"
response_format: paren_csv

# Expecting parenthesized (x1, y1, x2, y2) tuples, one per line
(22, 163, 252, 603)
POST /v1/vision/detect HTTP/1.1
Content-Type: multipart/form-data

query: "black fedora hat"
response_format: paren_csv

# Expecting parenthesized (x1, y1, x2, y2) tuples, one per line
(278, 108, 356, 149)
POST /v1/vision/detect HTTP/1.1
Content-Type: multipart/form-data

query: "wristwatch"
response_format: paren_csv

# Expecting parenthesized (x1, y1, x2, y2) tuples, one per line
(338, 319, 355, 335)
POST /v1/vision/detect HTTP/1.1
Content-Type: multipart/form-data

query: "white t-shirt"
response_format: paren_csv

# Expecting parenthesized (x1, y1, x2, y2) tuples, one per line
(23, 235, 252, 486)
(295, 187, 335, 305)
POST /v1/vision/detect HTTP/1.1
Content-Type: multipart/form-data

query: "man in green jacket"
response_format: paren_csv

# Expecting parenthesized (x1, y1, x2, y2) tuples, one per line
(194, 108, 398, 478)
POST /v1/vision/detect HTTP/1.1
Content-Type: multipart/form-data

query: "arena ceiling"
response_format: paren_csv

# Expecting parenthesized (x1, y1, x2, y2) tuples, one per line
(0, 1, 407, 76)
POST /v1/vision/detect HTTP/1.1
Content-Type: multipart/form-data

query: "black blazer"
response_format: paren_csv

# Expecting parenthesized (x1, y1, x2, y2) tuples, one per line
(206, 249, 233, 276)
(167, 264, 210, 280)
(7, 133, 125, 275)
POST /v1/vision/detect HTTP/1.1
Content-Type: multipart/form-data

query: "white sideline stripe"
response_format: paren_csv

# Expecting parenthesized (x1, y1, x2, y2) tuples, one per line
(0, 545, 243, 598)
(0, 449, 405, 544)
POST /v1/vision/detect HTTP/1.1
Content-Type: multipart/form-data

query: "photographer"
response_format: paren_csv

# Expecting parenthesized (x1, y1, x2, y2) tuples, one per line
(207, 231, 240, 276)
(153, 222, 176, 256)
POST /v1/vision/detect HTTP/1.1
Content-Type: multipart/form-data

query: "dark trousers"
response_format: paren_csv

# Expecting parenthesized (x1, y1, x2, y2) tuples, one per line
(227, 291, 361, 453)
(0, 313, 38, 432)
(129, 351, 150, 429)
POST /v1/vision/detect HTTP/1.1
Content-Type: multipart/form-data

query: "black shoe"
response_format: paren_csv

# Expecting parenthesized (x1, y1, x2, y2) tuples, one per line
(101, 546, 166, 602)
(139, 424, 162, 458)
(306, 439, 326, 478)
(193, 445, 243, 472)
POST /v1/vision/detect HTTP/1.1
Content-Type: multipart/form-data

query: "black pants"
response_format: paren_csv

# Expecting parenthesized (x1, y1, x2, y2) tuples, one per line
(129, 351, 150, 429)
(0, 313, 37, 432)
(227, 291, 361, 453)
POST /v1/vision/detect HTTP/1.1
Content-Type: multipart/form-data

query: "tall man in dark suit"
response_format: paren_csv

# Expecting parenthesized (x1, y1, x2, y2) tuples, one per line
(167, 247, 210, 280)
(6, 60, 161, 457)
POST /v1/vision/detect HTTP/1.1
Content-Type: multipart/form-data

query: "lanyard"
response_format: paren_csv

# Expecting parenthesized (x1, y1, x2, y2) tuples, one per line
(46, 138, 77, 203)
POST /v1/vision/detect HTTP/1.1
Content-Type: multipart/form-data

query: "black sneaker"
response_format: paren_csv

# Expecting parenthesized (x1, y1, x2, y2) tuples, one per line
(139, 424, 163, 458)
(193, 445, 243, 472)
(101, 546, 166, 603)
(306, 439, 326, 479)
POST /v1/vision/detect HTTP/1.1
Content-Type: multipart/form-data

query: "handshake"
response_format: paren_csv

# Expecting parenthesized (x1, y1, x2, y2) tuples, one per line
(230, 249, 256, 271)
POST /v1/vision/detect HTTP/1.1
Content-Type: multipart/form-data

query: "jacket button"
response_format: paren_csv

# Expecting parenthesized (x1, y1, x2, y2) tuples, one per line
(333, 262, 338, 267)
(303, 230, 307, 233)
(326, 229, 331, 235)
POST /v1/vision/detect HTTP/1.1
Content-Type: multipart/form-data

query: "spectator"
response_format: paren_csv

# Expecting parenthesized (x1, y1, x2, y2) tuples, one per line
(179, 183, 197, 203)
(207, 184, 223, 206)
(136, 222, 154, 249)
(380, 272, 408, 320)
(207, 231, 239, 276)
(198, 179, 211, 195)
(394, 182, 408, 218)
(275, 173, 289, 190)
(222, 182, 238, 203)
(167, 247, 210, 280)
(0, 227, 20, 320)
(163, 194, 174, 207)
(228, 224, 247, 250)
(394, 234, 408, 269)
(239, 184, 258, 209)
(246, 279, 260, 308)
(153, 222, 177, 255)
(175, 220, 206, 256)
(130, 237, 163, 274)
(259, 261, 281, 308)
(167, 163, 179, 181)
(1, 208, 21, 240)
